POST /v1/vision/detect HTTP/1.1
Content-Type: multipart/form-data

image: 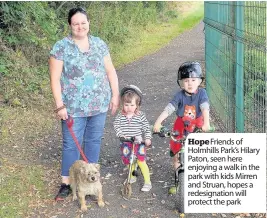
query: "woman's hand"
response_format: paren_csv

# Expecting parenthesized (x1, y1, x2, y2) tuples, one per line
(145, 139, 151, 147)
(57, 108, 68, 120)
(104, 55, 120, 116)
(109, 95, 120, 115)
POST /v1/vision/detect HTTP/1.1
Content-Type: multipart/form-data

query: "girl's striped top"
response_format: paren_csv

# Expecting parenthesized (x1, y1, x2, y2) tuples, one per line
(113, 111, 152, 140)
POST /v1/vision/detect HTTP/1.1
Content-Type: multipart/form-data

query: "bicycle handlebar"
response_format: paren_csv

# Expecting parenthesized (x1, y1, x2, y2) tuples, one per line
(152, 126, 179, 138)
(152, 125, 216, 142)
(119, 136, 145, 144)
(119, 136, 135, 143)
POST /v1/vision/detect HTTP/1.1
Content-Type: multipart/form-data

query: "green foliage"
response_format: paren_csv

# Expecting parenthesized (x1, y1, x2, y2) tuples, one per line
(164, 10, 179, 19)
(86, 2, 160, 43)
(0, 2, 60, 49)
(0, 48, 51, 107)
(0, 1, 179, 108)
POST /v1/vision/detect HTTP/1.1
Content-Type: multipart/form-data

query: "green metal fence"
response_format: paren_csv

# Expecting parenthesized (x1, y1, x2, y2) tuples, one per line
(204, 1, 266, 133)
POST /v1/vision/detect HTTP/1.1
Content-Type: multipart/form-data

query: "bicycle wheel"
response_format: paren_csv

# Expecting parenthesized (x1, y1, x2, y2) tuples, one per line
(176, 171, 184, 213)
(122, 183, 132, 198)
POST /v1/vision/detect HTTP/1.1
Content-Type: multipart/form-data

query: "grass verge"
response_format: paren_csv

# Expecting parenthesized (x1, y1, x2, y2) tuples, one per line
(111, 2, 204, 68)
(0, 159, 49, 218)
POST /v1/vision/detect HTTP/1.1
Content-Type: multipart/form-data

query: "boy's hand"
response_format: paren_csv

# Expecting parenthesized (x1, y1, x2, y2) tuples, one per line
(202, 124, 211, 132)
(153, 123, 162, 133)
(145, 139, 151, 147)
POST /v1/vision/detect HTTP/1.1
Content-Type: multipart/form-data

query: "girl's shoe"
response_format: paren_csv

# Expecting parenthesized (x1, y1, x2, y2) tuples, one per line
(130, 176, 137, 184)
(124, 176, 137, 184)
(141, 183, 152, 192)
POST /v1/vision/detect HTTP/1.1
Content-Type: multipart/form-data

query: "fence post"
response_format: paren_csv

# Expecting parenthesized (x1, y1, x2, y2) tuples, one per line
(235, 1, 244, 132)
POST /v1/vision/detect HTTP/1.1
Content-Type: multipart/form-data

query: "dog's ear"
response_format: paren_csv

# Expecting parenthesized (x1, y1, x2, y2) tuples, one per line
(80, 165, 87, 175)
(94, 163, 101, 171)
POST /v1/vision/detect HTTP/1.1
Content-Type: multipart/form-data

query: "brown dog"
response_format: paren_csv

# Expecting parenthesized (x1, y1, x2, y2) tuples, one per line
(69, 160, 105, 211)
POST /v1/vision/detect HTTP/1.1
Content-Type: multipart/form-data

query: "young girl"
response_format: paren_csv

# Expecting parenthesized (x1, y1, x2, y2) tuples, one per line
(113, 85, 152, 192)
(153, 61, 210, 171)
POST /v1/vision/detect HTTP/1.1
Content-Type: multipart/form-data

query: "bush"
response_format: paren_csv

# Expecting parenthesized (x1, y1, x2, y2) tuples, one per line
(0, 2, 182, 108)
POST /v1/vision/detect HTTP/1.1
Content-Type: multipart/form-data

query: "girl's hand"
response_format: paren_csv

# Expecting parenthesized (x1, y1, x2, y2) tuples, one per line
(119, 135, 126, 139)
(153, 123, 162, 133)
(202, 124, 211, 132)
(145, 139, 151, 147)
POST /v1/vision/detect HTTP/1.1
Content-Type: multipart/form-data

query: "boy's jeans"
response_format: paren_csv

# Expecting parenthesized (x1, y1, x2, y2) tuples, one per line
(61, 112, 107, 176)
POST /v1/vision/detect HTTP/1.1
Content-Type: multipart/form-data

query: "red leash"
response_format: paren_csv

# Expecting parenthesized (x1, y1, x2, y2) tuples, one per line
(66, 116, 88, 163)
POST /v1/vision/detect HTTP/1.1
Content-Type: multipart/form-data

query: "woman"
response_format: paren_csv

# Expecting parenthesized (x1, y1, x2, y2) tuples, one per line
(49, 7, 120, 201)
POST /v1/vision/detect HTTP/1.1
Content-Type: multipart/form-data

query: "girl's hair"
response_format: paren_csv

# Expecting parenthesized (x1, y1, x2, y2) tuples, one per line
(68, 7, 90, 25)
(121, 92, 141, 111)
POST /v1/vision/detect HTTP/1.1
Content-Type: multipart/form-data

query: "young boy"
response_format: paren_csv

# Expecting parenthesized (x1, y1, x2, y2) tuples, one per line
(153, 61, 210, 170)
(113, 85, 152, 192)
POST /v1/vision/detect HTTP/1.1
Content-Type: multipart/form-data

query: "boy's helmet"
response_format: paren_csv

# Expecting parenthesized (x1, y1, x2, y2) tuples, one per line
(177, 61, 203, 86)
(120, 85, 143, 105)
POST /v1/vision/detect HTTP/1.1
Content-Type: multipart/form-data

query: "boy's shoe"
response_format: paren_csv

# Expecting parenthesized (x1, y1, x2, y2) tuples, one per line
(141, 183, 152, 192)
(168, 186, 177, 194)
(55, 184, 72, 201)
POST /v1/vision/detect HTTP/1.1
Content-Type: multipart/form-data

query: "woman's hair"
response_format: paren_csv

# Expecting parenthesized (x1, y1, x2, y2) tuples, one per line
(68, 7, 89, 25)
(121, 92, 141, 111)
